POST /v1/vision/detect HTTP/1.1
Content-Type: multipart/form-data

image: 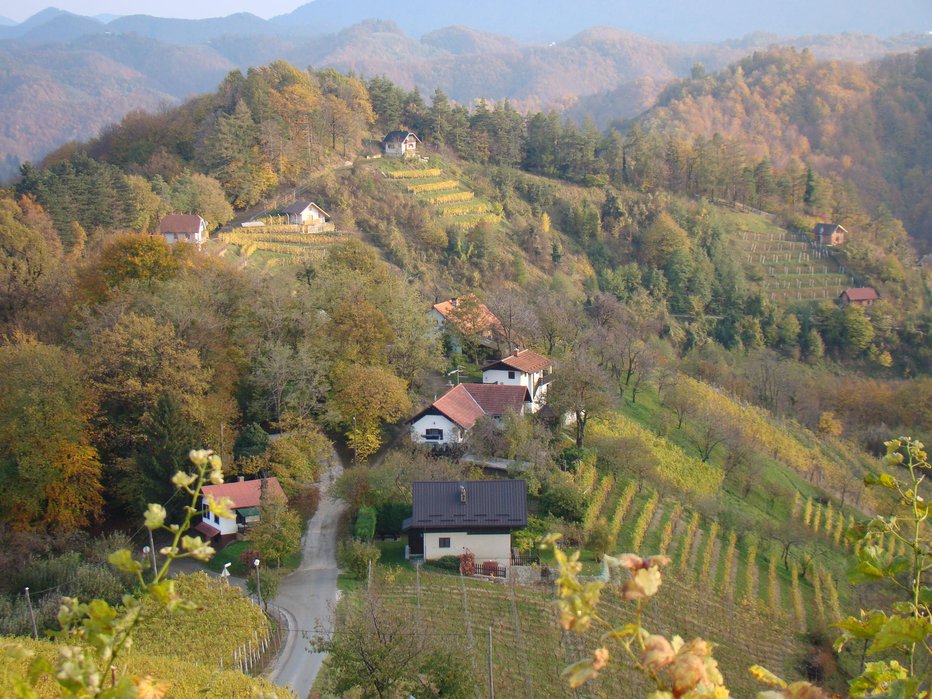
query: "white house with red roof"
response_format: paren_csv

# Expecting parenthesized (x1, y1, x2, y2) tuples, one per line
(195, 476, 286, 543)
(482, 348, 553, 412)
(157, 214, 207, 247)
(408, 382, 530, 447)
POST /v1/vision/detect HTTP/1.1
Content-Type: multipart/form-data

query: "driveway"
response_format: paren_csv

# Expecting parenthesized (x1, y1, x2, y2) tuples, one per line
(267, 455, 346, 698)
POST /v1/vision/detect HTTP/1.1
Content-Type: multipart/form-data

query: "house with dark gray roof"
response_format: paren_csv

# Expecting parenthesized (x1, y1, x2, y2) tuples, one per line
(383, 130, 420, 157)
(283, 200, 331, 229)
(403, 480, 527, 569)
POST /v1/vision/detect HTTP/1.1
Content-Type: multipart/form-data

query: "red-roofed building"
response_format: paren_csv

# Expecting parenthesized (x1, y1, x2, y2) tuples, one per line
(195, 477, 286, 543)
(430, 295, 505, 352)
(839, 287, 879, 308)
(482, 348, 553, 411)
(408, 382, 530, 447)
(158, 214, 207, 247)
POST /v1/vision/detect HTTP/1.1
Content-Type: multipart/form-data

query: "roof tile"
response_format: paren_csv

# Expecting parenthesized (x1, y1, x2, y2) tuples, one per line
(201, 477, 286, 510)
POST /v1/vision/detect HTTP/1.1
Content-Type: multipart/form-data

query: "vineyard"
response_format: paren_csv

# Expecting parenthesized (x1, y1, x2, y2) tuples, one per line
(380, 159, 499, 229)
(724, 212, 854, 304)
(219, 224, 344, 266)
(0, 573, 293, 698)
(333, 564, 805, 698)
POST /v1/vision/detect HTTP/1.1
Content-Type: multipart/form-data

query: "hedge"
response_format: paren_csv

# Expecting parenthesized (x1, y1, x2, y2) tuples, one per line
(354, 506, 376, 541)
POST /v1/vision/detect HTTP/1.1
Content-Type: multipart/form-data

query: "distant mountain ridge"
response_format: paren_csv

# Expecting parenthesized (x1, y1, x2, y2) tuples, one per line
(0, 3, 930, 181)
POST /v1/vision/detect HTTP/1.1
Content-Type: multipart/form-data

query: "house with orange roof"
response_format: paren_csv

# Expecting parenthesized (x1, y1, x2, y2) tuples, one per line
(482, 348, 553, 412)
(194, 476, 286, 544)
(408, 382, 531, 448)
(430, 295, 505, 352)
(157, 213, 207, 247)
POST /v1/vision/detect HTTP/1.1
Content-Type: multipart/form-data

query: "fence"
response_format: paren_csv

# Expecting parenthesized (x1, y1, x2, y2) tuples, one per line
(473, 562, 507, 579)
(228, 601, 287, 675)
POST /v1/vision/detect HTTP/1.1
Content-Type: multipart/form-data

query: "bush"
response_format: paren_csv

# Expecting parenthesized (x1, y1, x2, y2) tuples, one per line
(540, 482, 586, 523)
(459, 551, 475, 576)
(426, 555, 461, 573)
(239, 548, 260, 572)
(354, 506, 377, 541)
(338, 539, 381, 579)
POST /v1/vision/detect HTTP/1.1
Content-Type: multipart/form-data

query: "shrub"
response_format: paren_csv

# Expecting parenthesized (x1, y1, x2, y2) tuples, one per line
(587, 521, 612, 561)
(338, 539, 381, 579)
(239, 548, 260, 571)
(459, 551, 475, 576)
(427, 555, 461, 573)
(354, 506, 377, 541)
(540, 482, 586, 523)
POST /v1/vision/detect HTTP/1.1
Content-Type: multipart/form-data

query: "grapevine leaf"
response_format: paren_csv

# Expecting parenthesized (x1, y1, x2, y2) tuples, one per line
(835, 611, 887, 639)
(562, 659, 598, 688)
(848, 560, 885, 584)
(886, 556, 912, 577)
(868, 617, 932, 655)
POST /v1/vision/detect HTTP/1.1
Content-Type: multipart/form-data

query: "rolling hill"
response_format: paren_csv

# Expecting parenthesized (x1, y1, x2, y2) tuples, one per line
(0, 5, 929, 183)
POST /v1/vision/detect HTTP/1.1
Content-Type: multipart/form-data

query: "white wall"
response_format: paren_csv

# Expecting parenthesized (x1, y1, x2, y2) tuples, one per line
(217, 514, 238, 536)
(483, 368, 530, 389)
(424, 531, 512, 563)
(410, 414, 462, 445)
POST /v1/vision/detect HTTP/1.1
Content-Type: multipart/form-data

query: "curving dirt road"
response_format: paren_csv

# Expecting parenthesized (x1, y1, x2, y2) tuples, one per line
(267, 456, 345, 698)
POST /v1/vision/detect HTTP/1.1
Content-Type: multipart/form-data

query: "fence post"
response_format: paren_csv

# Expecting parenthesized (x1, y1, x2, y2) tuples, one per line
(24, 588, 38, 640)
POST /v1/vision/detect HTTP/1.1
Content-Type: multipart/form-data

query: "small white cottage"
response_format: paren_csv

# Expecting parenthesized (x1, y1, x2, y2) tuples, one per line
(403, 480, 527, 571)
(157, 214, 207, 246)
(383, 130, 420, 158)
(283, 200, 330, 228)
(195, 477, 286, 544)
(482, 348, 553, 412)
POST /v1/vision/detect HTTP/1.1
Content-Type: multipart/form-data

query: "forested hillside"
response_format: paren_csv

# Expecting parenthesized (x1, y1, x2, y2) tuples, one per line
(637, 47, 932, 250)
(1, 12, 929, 181)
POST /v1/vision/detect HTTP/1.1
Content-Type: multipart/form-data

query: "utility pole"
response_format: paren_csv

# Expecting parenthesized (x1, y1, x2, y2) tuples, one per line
(147, 529, 158, 577)
(254, 558, 263, 611)
(25, 587, 37, 640)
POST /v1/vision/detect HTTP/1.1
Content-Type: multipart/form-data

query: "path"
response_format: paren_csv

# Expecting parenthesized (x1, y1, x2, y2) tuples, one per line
(267, 453, 346, 698)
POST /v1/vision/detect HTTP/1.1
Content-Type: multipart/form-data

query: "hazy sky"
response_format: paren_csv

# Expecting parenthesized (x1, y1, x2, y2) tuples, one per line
(4, 1, 304, 22)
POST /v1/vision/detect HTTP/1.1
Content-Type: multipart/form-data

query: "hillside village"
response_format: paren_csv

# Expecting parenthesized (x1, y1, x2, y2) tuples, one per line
(0, 40, 930, 699)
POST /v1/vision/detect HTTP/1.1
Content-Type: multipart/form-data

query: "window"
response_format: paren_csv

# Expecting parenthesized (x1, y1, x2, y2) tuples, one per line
(425, 428, 443, 441)
(508, 371, 516, 379)
(438, 537, 451, 549)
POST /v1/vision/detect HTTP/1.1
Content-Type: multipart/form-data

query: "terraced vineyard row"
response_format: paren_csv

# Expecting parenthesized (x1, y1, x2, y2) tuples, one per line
(219, 225, 343, 262)
(732, 228, 853, 303)
(381, 161, 499, 229)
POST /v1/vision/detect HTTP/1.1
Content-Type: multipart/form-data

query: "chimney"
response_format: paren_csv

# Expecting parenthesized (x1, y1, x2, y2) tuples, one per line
(451, 297, 458, 307)
(237, 475, 245, 482)
(459, 485, 467, 504)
